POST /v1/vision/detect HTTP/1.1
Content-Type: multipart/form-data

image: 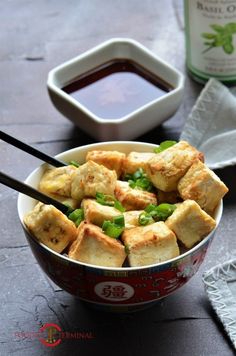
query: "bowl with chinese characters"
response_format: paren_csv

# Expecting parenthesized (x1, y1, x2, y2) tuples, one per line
(17, 141, 223, 312)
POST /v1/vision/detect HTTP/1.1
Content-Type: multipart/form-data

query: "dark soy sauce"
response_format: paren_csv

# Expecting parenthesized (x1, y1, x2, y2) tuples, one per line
(62, 59, 173, 120)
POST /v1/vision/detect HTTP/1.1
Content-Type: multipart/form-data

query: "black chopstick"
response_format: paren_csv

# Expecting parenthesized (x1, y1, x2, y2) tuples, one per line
(0, 130, 67, 167)
(0, 171, 69, 214)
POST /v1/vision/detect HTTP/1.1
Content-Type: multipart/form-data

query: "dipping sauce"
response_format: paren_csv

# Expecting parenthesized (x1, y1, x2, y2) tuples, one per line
(62, 59, 173, 120)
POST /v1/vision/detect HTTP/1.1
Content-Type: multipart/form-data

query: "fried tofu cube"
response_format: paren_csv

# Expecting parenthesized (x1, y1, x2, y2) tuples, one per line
(82, 198, 121, 226)
(122, 151, 156, 175)
(146, 141, 204, 192)
(86, 150, 125, 178)
(39, 165, 78, 197)
(165, 199, 216, 249)
(24, 202, 77, 253)
(71, 160, 117, 202)
(68, 222, 126, 267)
(114, 181, 157, 211)
(122, 222, 179, 267)
(178, 160, 228, 214)
(124, 210, 144, 229)
(43, 193, 79, 209)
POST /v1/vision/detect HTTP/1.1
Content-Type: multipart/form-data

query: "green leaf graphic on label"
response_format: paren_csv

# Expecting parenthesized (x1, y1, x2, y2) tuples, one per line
(201, 22, 236, 54)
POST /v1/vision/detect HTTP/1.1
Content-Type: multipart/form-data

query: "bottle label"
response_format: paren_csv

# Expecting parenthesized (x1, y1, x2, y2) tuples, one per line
(185, 0, 236, 80)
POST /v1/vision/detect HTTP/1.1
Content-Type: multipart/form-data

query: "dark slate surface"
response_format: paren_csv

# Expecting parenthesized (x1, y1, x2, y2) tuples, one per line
(0, 1, 235, 355)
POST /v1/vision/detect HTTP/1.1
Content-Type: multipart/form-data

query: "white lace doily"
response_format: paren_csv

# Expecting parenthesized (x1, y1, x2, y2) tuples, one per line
(202, 260, 236, 349)
(180, 78, 236, 169)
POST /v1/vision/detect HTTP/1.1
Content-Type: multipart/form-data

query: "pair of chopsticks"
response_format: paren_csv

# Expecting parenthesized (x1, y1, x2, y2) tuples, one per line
(0, 130, 71, 214)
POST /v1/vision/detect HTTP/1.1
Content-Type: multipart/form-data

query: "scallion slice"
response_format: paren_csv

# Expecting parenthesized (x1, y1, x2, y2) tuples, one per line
(102, 215, 125, 239)
(96, 192, 125, 212)
(138, 211, 154, 226)
(114, 200, 125, 212)
(154, 140, 177, 153)
(68, 208, 84, 226)
(124, 168, 154, 192)
(138, 203, 176, 225)
(69, 160, 80, 168)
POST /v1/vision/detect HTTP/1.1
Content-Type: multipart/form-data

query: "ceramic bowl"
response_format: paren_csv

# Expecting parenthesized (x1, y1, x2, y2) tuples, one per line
(47, 38, 184, 141)
(17, 142, 222, 312)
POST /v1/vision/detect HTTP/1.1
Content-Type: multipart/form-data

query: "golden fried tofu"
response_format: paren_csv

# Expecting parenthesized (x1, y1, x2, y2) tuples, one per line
(43, 193, 79, 209)
(146, 141, 204, 192)
(82, 198, 121, 226)
(68, 222, 126, 267)
(178, 160, 228, 214)
(122, 151, 156, 175)
(124, 210, 145, 229)
(71, 160, 117, 202)
(24, 202, 77, 253)
(122, 222, 179, 267)
(39, 165, 77, 197)
(114, 181, 157, 211)
(166, 199, 216, 249)
(86, 150, 125, 178)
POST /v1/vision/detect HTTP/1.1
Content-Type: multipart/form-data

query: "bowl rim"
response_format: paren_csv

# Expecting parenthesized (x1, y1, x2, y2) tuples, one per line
(47, 37, 185, 124)
(17, 141, 223, 272)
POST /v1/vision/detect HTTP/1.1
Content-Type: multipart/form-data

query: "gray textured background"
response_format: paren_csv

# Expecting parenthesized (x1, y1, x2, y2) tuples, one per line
(0, 1, 235, 355)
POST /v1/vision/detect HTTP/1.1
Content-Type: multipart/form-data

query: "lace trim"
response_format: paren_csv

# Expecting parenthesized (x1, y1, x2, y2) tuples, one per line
(180, 78, 228, 147)
(202, 260, 236, 349)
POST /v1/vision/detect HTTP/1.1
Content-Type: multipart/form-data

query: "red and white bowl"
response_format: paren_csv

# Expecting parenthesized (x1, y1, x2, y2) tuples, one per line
(17, 142, 223, 312)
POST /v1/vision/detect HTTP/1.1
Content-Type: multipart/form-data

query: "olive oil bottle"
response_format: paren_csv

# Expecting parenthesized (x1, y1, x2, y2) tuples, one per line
(184, 0, 236, 83)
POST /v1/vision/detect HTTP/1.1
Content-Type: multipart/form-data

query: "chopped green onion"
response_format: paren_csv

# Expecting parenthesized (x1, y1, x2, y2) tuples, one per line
(113, 215, 125, 226)
(138, 211, 154, 226)
(144, 204, 157, 213)
(69, 160, 80, 167)
(124, 168, 154, 192)
(96, 192, 114, 206)
(68, 208, 84, 226)
(127, 179, 136, 189)
(96, 192, 125, 212)
(102, 215, 125, 239)
(138, 203, 176, 225)
(133, 168, 143, 180)
(136, 177, 154, 192)
(143, 203, 176, 222)
(102, 222, 122, 239)
(114, 200, 125, 212)
(156, 203, 177, 219)
(154, 140, 177, 153)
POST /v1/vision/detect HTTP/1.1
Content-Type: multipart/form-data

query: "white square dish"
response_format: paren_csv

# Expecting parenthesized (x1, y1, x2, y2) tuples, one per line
(47, 38, 184, 141)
